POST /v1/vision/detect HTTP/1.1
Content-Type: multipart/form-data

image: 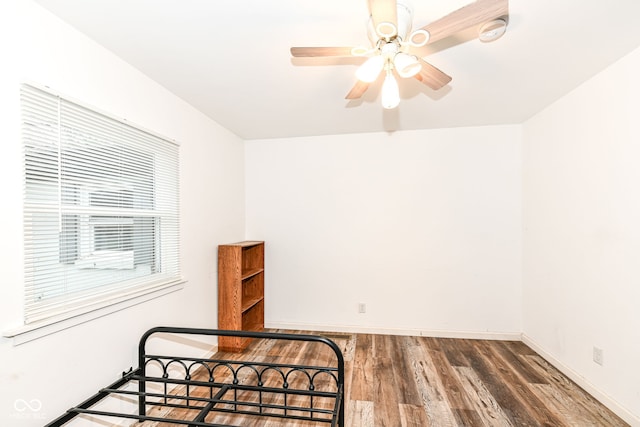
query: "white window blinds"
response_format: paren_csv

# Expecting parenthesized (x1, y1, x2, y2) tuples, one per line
(21, 84, 181, 325)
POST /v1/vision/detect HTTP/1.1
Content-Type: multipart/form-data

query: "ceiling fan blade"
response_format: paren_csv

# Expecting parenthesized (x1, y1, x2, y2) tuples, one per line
(290, 47, 356, 58)
(413, 58, 452, 90)
(368, 0, 398, 37)
(345, 80, 370, 100)
(419, 0, 508, 45)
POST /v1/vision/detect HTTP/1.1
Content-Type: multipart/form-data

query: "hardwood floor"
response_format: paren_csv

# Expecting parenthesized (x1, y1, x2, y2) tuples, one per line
(149, 331, 628, 426)
(337, 333, 627, 427)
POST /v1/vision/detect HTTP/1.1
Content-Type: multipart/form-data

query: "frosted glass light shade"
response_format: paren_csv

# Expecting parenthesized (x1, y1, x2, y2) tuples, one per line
(479, 18, 507, 42)
(394, 53, 421, 78)
(356, 55, 384, 83)
(381, 72, 400, 109)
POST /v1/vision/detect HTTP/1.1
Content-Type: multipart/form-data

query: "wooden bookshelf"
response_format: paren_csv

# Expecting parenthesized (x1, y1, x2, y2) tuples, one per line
(217, 241, 264, 352)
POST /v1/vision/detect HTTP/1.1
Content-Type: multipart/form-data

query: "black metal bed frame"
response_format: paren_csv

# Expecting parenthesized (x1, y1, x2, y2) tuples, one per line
(45, 326, 345, 426)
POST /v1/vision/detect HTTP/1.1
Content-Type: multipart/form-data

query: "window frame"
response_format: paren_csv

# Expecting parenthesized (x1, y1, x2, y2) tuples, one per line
(11, 83, 183, 336)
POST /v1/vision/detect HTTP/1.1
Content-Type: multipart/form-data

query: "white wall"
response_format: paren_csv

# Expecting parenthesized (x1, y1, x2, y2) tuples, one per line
(246, 126, 522, 337)
(0, 2, 245, 426)
(523, 46, 640, 423)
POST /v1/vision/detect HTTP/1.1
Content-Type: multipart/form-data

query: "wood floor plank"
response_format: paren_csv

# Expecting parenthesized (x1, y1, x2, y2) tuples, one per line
(372, 356, 402, 427)
(328, 333, 356, 362)
(523, 354, 628, 426)
(347, 400, 374, 427)
(480, 339, 568, 426)
(439, 337, 471, 367)
(502, 339, 540, 356)
(373, 334, 393, 359)
(452, 408, 486, 427)
(454, 366, 515, 426)
(390, 335, 422, 406)
(494, 340, 549, 385)
(428, 341, 476, 411)
(530, 383, 608, 427)
(350, 334, 375, 401)
(399, 403, 430, 427)
(343, 360, 354, 401)
(458, 338, 564, 426)
(265, 332, 309, 360)
(407, 339, 459, 427)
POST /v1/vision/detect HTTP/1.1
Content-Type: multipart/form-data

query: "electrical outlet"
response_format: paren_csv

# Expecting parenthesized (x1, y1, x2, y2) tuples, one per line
(593, 347, 603, 366)
(358, 303, 366, 314)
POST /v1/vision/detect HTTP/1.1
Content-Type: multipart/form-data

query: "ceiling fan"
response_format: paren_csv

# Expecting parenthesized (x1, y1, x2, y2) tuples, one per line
(290, 0, 509, 109)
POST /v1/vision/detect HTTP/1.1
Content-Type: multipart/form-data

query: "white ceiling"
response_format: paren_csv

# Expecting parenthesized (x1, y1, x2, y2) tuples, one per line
(34, 0, 640, 140)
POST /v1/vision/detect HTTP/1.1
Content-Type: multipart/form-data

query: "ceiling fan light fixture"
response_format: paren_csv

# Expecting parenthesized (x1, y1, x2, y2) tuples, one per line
(376, 21, 397, 39)
(394, 52, 421, 78)
(350, 46, 371, 56)
(478, 18, 507, 42)
(408, 29, 430, 48)
(381, 71, 400, 109)
(356, 55, 385, 83)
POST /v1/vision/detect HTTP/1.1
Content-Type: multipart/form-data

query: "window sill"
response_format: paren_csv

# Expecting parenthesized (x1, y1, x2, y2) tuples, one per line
(3, 280, 185, 345)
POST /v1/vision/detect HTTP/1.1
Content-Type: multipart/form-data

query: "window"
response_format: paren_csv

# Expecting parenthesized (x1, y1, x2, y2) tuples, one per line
(21, 84, 181, 325)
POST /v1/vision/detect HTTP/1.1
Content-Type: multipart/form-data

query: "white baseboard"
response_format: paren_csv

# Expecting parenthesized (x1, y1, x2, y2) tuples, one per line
(265, 321, 521, 341)
(522, 334, 639, 427)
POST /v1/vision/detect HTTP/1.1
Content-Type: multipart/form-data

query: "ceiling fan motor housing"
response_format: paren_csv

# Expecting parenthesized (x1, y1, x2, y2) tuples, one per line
(395, 2, 414, 40)
(367, 1, 414, 43)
